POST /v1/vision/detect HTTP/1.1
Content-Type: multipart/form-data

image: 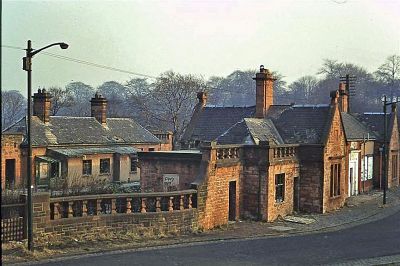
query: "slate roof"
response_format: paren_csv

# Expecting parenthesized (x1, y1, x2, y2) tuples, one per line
(49, 146, 137, 157)
(217, 118, 284, 145)
(182, 106, 255, 143)
(268, 105, 332, 144)
(341, 113, 376, 141)
(2, 116, 160, 146)
(353, 113, 394, 141)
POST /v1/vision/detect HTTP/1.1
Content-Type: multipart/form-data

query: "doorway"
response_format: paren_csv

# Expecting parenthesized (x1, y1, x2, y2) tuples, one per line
(5, 159, 16, 188)
(228, 181, 236, 221)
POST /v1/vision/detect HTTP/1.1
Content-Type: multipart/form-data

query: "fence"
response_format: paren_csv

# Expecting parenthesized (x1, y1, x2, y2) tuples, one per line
(1, 202, 26, 242)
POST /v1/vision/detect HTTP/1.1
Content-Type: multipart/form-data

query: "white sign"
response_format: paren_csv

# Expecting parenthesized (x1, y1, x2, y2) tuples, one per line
(163, 174, 179, 191)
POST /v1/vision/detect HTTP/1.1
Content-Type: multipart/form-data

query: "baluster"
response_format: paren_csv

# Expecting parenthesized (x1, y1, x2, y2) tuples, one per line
(141, 198, 147, 213)
(188, 194, 193, 209)
(97, 199, 102, 215)
(168, 196, 174, 211)
(53, 202, 60, 219)
(68, 201, 74, 218)
(82, 200, 88, 217)
(180, 195, 184, 210)
(126, 198, 132, 214)
(111, 199, 117, 214)
(156, 197, 161, 212)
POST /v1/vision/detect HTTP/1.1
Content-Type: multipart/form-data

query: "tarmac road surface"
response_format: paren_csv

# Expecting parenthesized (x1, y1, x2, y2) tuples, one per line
(32, 210, 400, 266)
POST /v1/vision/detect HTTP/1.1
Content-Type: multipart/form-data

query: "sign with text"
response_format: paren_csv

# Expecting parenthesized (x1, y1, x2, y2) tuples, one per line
(163, 174, 179, 191)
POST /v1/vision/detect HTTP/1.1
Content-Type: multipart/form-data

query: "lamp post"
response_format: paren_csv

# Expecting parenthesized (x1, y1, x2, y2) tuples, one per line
(22, 40, 68, 251)
(381, 95, 399, 205)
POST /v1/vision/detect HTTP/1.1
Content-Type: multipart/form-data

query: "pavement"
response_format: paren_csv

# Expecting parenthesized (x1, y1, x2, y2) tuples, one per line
(190, 187, 400, 241)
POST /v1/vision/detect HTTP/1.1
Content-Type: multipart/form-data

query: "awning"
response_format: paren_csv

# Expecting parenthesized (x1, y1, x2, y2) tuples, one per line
(36, 156, 59, 163)
(48, 146, 137, 158)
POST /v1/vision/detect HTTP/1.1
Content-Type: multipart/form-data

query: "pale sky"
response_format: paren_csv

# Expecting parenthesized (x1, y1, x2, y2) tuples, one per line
(2, 0, 400, 96)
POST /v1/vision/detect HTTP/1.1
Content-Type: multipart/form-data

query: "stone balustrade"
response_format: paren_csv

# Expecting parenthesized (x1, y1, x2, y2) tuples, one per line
(49, 190, 197, 220)
(216, 147, 240, 160)
(272, 146, 297, 159)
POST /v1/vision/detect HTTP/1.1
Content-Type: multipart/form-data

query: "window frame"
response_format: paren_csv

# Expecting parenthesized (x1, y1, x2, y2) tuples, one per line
(82, 160, 92, 176)
(99, 158, 111, 175)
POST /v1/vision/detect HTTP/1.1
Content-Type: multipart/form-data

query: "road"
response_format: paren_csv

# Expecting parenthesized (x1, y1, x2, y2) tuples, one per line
(36, 210, 400, 266)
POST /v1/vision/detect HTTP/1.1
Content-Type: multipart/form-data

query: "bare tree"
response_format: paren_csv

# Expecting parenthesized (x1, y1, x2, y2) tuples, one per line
(47, 86, 74, 115)
(64, 82, 95, 116)
(1, 90, 26, 130)
(375, 55, 400, 85)
(289, 76, 319, 104)
(149, 71, 205, 149)
(97, 81, 129, 117)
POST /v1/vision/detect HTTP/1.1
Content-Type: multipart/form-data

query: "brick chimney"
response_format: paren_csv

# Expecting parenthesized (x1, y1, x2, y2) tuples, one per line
(90, 93, 108, 125)
(330, 90, 339, 105)
(338, 82, 349, 113)
(33, 88, 52, 123)
(253, 65, 276, 118)
(197, 91, 207, 108)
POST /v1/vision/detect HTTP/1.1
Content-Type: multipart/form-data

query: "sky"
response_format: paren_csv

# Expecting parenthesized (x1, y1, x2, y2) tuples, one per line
(2, 0, 400, 97)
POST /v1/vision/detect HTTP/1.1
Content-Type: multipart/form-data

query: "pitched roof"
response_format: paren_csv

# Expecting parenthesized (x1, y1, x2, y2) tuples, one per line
(2, 116, 160, 146)
(341, 112, 376, 141)
(182, 106, 255, 143)
(216, 118, 284, 145)
(268, 105, 331, 144)
(49, 146, 137, 157)
(353, 113, 395, 141)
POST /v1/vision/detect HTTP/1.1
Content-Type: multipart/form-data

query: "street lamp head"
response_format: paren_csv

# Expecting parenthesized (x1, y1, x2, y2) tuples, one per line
(59, 43, 69, 49)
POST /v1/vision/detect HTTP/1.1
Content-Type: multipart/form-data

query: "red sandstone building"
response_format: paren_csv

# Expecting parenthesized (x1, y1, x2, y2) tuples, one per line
(140, 65, 399, 228)
(1, 89, 169, 189)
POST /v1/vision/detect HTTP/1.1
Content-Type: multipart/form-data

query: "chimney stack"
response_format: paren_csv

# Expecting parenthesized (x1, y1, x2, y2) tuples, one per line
(338, 82, 349, 113)
(90, 93, 108, 125)
(197, 91, 207, 108)
(253, 65, 276, 118)
(33, 88, 52, 123)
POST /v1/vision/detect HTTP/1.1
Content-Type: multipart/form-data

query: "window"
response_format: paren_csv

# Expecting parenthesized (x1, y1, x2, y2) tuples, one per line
(149, 148, 155, 151)
(100, 158, 110, 174)
(393, 155, 398, 180)
(82, 160, 92, 175)
(50, 162, 60, 178)
(275, 173, 285, 203)
(361, 155, 373, 181)
(330, 163, 341, 197)
(130, 157, 138, 173)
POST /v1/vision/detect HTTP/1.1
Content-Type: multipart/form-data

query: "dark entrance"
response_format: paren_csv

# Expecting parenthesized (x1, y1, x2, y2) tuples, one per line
(5, 159, 16, 188)
(293, 177, 300, 212)
(228, 181, 236, 221)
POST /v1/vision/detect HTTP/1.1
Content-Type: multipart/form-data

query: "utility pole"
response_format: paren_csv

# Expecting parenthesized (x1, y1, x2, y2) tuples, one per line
(22, 40, 69, 251)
